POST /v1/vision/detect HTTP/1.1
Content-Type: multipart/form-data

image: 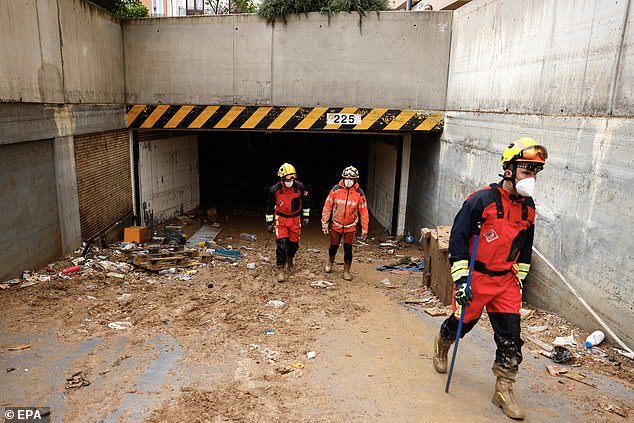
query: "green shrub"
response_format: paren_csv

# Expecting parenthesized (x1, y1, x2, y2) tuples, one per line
(258, 0, 389, 24)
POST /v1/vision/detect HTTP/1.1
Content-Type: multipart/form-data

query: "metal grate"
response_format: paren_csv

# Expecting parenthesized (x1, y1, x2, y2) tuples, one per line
(74, 130, 133, 241)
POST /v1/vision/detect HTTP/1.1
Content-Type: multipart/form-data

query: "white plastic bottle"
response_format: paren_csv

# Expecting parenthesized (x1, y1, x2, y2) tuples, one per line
(584, 330, 605, 348)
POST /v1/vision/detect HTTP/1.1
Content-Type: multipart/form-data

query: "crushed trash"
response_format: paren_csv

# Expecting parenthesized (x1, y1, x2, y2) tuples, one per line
(614, 348, 634, 360)
(266, 300, 284, 308)
(307, 351, 316, 359)
(520, 308, 535, 320)
(376, 256, 424, 273)
(264, 328, 275, 335)
(311, 280, 335, 288)
(553, 333, 576, 346)
(65, 371, 90, 389)
(550, 346, 573, 363)
(107, 321, 133, 330)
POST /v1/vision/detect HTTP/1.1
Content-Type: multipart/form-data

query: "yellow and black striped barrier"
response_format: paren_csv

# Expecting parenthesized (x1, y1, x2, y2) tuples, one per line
(126, 104, 443, 132)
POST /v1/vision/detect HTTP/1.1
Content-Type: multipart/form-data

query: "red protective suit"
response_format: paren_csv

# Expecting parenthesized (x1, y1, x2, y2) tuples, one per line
(321, 180, 369, 235)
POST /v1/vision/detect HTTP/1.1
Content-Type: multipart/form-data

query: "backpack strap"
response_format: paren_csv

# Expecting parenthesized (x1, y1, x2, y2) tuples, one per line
(489, 183, 504, 218)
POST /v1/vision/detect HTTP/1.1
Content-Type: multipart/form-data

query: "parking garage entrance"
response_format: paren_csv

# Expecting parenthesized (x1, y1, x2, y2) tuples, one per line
(127, 104, 443, 237)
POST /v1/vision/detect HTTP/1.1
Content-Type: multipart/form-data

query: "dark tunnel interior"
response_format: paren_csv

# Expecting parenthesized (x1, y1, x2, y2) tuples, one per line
(198, 131, 390, 219)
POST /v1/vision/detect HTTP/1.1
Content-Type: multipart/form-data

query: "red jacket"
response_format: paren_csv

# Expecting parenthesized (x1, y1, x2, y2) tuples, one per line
(321, 180, 369, 234)
(449, 182, 535, 273)
(266, 180, 310, 223)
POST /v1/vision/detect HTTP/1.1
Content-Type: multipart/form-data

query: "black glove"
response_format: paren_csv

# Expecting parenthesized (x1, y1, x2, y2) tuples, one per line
(455, 277, 472, 307)
(302, 218, 309, 226)
(267, 223, 274, 233)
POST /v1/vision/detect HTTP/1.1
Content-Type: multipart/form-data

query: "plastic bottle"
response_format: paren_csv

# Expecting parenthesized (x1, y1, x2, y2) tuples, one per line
(62, 265, 81, 274)
(240, 233, 257, 242)
(584, 330, 605, 349)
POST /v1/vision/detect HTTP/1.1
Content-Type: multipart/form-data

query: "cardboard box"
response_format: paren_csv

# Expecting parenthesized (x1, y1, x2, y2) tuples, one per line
(124, 226, 148, 244)
(421, 226, 453, 305)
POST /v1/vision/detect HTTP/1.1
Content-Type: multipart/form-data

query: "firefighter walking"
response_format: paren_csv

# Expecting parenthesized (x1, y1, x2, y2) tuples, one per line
(321, 166, 369, 281)
(266, 163, 310, 282)
(432, 138, 548, 420)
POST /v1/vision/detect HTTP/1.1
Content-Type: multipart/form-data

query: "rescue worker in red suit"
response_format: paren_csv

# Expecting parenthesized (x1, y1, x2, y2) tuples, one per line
(321, 166, 369, 281)
(432, 138, 548, 420)
(266, 163, 310, 282)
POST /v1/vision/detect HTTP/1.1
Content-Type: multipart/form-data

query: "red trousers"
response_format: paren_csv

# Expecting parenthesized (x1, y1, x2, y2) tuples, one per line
(275, 215, 300, 242)
(453, 271, 522, 322)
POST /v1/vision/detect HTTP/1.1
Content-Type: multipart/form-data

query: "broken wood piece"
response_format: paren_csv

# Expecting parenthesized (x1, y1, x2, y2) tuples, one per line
(561, 371, 595, 387)
(546, 364, 567, 377)
(526, 335, 554, 352)
(8, 344, 31, 351)
(420, 228, 432, 239)
(424, 307, 448, 317)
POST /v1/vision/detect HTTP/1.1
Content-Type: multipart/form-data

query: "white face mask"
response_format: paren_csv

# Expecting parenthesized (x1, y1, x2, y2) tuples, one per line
(343, 179, 354, 188)
(515, 177, 535, 197)
(284, 180, 294, 188)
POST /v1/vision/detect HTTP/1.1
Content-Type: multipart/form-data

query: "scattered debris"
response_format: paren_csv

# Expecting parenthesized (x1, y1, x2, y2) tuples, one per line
(614, 348, 634, 360)
(526, 335, 554, 352)
(550, 346, 573, 364)
(65, 371, 90, 389)
(108, 321, 133, 330)
(424, 307, 448, 317)
(520, 308, 535, 320)
(553, 333, 576, 347)
(266, 300, 285, 308)
(8, 344, 31, 351)
(311, 280, 335, 288)
(602, 404, 630, 418)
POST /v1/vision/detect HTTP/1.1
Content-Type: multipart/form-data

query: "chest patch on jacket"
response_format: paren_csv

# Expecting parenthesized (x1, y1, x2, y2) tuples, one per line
(484, 229, 499, 243)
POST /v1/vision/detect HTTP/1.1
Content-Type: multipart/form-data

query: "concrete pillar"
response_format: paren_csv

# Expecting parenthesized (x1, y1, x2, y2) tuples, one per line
(396, 133, 411, 236)
(54, 135, 82, 253)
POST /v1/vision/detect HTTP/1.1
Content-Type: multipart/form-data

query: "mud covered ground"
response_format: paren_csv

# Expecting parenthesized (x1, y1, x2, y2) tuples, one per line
(0, 212, 632, 422)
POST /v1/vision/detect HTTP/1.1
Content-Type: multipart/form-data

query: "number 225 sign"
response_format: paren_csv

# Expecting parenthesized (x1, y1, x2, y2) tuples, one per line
(326, 113, 362, 125)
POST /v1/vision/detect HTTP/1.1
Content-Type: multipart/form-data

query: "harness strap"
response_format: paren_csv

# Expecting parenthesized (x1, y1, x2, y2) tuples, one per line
(474, 260, 511, 277)
(276, 212, 300, 218)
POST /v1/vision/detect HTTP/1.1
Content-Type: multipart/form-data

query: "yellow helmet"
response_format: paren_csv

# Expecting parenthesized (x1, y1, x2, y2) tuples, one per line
(277, 163, 297, 179)
(501, 137, 548, 168)
(342, 166, 360, 179)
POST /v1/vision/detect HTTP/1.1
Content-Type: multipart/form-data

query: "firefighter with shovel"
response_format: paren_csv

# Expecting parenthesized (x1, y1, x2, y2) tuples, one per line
(433, 138, 548, 420)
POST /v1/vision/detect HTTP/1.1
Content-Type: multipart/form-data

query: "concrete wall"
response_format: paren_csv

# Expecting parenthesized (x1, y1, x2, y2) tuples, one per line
(0, 140, 62, 282)
(0, 0, 124, 105)
(139, 135, 200, 229)
(0, 0, 126, 279)
(123, 11, 452, 109)
(432, 0, 634, 347)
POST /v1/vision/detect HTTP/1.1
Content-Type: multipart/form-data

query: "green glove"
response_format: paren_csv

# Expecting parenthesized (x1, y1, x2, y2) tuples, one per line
(455, 277, 472, 307)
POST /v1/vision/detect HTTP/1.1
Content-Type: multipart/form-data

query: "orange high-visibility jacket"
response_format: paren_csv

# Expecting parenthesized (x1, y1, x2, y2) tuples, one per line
(321, 180, 369, 234)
